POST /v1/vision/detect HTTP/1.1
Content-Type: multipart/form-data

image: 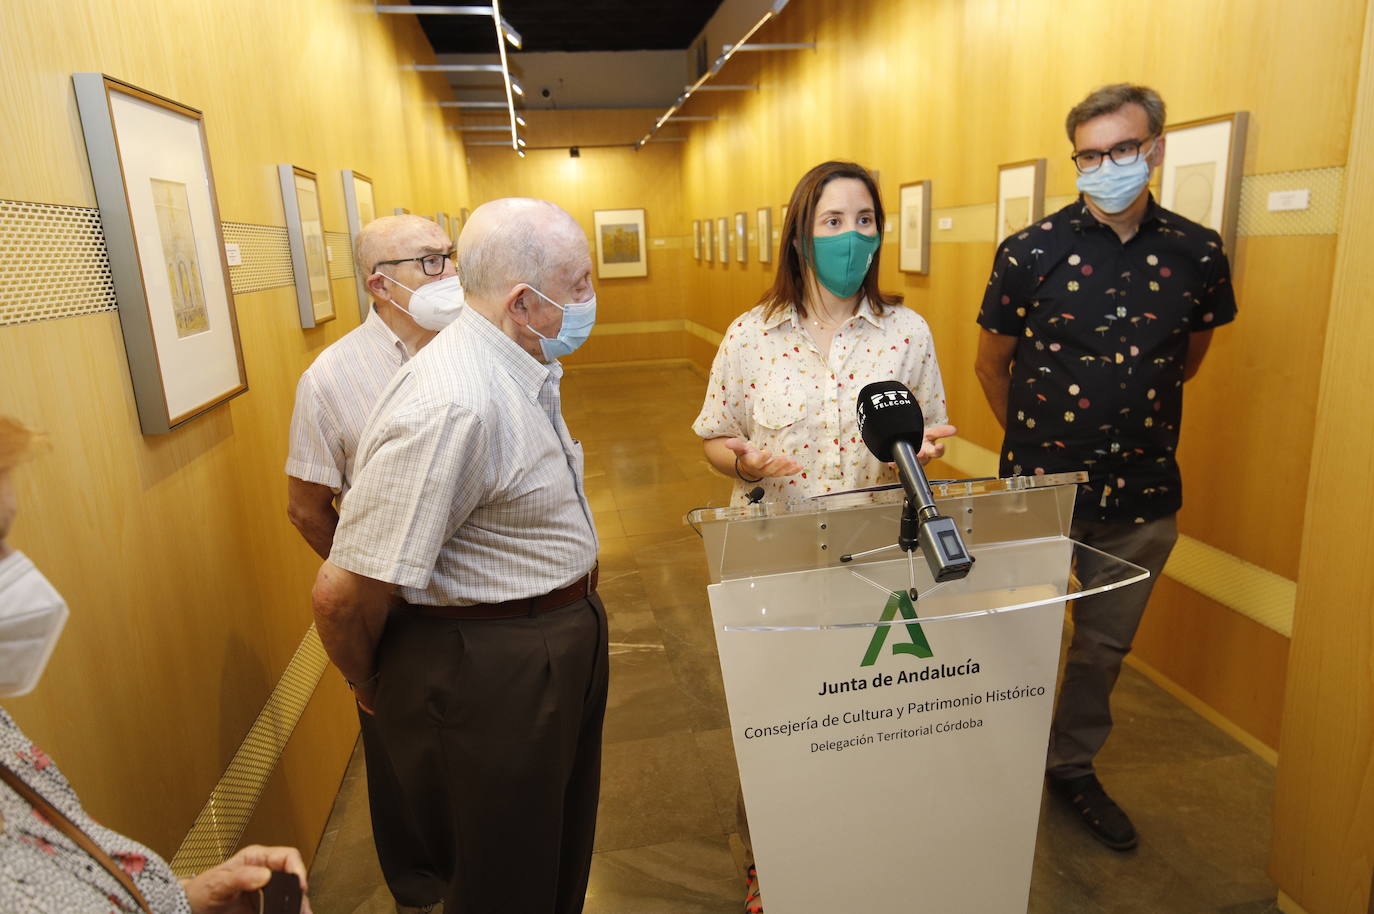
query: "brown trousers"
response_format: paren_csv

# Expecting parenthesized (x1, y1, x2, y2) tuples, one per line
(369, 594, 609, 914)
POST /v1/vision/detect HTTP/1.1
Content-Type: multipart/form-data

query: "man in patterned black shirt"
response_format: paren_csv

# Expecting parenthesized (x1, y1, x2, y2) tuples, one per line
(975, 84, 1237, 851)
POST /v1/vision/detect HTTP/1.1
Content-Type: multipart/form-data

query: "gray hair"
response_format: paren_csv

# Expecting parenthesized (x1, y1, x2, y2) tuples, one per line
(458, 198, 575, 301)
(1065, 84, 1166, 143)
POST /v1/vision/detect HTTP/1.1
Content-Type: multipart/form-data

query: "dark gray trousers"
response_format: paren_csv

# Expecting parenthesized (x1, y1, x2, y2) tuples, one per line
(1047, 514, 1179, 779)
(370, 594, 609, 914)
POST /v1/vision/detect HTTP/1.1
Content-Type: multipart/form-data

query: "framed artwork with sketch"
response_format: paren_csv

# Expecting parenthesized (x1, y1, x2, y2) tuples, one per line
(72, 72, 247, 435)
(757, 207, 773, 264)
(1159, 112, 1249, 253)
(593, 208, 648, 278)
(341, 170, 375, 320)
(996, 159, 1046, 241)
(898, 180, 931, 274)
(279, 165, 335, 328)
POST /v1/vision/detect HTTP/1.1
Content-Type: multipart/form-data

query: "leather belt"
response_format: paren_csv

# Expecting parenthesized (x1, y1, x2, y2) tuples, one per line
(412, 565, 598, 621)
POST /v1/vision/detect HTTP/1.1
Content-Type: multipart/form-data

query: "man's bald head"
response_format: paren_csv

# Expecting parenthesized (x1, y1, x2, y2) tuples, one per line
(457, 198, 585, 306)
(355, 215, 451, 284)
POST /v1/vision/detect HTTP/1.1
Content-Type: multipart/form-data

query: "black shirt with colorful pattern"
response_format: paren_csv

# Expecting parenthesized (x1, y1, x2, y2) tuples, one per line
(977, 195, 1237, 524)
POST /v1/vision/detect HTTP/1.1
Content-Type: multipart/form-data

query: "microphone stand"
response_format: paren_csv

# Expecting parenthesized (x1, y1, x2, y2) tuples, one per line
(841, 497, 924, 601)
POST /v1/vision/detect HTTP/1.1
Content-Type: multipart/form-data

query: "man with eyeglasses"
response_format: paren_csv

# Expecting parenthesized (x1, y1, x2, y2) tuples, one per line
(285, 213, 462, 912)
(974, 84, 1237, 852)
(313, 198, 605, 914)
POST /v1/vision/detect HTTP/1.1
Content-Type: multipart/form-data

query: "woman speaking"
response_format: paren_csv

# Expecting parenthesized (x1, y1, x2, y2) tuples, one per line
(694, 160, 955, 505)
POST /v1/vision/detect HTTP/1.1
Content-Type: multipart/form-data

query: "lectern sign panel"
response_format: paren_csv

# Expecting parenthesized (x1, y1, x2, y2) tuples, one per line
(709, 543, 1068, 914)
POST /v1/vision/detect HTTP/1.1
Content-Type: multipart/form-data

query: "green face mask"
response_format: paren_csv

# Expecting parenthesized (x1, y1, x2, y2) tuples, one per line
(811, 230, 881, 299)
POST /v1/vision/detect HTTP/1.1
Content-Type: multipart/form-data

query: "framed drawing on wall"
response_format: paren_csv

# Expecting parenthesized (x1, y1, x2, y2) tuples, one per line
(735, 212, 747, 263)
(757, 207, 773, 264)
(898, 180, 932, 274)
(434, 211, 447, 233)
(693, 220, 703, 261)
(278, 165, 335, 328)
(996, 159, 1046, 241)
(705, 218, 714, 263)
(341, 170, 375, 321)
(592, 208, 648, 278)
(1159, 112, 1249, 253)
(716, 216, 729, 264)
(72, 72, 247, 435)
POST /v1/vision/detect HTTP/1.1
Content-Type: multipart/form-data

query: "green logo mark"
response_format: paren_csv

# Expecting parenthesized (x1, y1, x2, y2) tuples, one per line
(860, 591, 933, 667)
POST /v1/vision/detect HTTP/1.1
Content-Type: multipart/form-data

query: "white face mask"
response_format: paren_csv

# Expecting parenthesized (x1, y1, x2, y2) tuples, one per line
(0, 550, 68, 697)
(381, 274, 466, 331)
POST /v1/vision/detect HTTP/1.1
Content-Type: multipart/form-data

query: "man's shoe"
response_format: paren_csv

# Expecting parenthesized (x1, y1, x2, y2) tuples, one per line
(1048, 773, 1138, 851)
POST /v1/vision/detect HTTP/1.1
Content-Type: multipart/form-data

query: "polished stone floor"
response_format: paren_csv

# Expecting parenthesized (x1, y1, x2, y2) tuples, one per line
(308, 363, 1280, 914)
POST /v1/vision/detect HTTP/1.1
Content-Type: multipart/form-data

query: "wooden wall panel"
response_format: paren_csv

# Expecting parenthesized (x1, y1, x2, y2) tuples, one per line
(1132, 578, 1291, 751)
(465, 122, 689, 366)
(0, 0, 471, 863)
(1271, 0, 1374, 909)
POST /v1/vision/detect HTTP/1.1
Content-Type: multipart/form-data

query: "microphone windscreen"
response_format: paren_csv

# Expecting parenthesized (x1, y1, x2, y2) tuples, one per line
(856, 380, 926, 462)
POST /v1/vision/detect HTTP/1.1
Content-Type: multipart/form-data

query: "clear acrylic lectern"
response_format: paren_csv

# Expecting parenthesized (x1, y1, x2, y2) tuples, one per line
(688, 473, 1147, 914)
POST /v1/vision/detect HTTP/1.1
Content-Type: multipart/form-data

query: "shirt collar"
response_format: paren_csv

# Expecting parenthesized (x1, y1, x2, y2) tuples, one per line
(362, 306, 409, 360)
(761, 297, 882, 331)
(1073, 192, 1166, 233)
(459, 305, 550, 397)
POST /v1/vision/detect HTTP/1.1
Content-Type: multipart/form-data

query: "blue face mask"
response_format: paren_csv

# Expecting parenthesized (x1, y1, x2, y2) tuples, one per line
(521, 285, 597, 361)
(1076, 154, 1152, 214)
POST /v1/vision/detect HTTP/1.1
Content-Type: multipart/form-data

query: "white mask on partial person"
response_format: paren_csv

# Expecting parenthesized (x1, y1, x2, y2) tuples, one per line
(382, 274, 466, 331)
(0, 550, 68, 698)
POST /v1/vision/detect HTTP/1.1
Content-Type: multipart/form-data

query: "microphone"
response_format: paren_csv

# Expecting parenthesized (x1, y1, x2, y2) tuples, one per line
(856, 381, 974, 583)
(746, 486, 765, 505)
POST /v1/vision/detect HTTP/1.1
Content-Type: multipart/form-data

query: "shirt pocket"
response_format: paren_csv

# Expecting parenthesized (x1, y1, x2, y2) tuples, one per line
(751, 381, 807, 431)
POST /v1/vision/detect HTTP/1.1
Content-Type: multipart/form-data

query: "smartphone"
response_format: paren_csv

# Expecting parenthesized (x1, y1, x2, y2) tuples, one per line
(258, 870, 303, 914)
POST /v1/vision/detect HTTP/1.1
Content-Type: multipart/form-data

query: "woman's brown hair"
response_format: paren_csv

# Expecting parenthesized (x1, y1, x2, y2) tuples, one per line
(759, 160, 902, 321)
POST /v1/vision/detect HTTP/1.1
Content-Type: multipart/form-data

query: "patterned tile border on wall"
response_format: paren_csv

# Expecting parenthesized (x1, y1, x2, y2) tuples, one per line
(0, 200, 116, 326)
(222, 222, 293, 295)
(926, 167, 1346, 244)
(325, 231, 355, 281)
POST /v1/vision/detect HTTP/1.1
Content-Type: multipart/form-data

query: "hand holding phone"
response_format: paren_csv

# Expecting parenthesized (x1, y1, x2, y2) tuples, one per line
(259, 869, 303, 914)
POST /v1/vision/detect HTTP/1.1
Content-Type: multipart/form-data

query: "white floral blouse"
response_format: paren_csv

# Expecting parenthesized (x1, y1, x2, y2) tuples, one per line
(0, 708, 190, 913)
(694, 299, 948, 505)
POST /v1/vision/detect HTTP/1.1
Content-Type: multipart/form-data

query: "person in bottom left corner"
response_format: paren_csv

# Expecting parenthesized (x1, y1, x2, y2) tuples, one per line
(0, 415, 312, 914)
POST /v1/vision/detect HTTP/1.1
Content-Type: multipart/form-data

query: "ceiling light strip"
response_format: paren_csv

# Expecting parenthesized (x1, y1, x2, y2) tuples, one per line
(413, 63, 505, 72)
(376, 4, 493, 13)
(490, 0, 520, 151)
(637, 0, 791, 149)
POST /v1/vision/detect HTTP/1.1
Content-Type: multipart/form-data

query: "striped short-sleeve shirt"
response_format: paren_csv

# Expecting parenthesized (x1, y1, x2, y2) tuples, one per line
(330, 306, 598, 606)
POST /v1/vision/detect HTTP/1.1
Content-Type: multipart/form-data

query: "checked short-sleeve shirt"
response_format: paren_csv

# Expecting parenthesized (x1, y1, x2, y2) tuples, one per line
(978, 195, 1237, 523)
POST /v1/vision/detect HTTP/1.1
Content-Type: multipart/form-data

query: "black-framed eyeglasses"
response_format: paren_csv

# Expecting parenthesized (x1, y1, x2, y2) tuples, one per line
(372, 249, 456, 277)
(1070, 137, 1156, 174)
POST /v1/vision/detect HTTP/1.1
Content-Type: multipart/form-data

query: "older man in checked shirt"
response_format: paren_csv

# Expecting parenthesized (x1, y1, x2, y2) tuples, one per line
(312, 198, 606, 914)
